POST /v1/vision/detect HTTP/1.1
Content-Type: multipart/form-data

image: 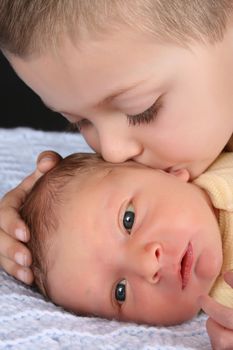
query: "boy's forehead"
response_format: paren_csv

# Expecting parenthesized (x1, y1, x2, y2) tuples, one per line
(6, 28, 172, 113)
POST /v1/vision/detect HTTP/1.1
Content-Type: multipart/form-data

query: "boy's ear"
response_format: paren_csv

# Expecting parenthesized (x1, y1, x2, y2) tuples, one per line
(169, 168, 190, 182)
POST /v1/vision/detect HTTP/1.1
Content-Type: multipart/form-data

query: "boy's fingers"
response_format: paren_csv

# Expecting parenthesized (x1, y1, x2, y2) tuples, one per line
(1, 171, 41, 210)
(0, 152, 62, 285)
(224, 271, 233, 288)
(0, 166, 46, 229)
(0, 227, 32, 266)
(0, 205, 29, 241)
(19, 151, 62, 188)
(36, 150, 63, 174)
(206, 317, 233, 350)
(0, 258, 33, 285)
(0, 227, 33, 284)
(1, 151, 62, 212)
(199, 294, 233, 329)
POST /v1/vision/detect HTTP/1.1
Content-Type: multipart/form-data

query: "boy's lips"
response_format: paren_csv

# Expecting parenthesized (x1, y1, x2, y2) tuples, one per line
(180, 242, 193, 290)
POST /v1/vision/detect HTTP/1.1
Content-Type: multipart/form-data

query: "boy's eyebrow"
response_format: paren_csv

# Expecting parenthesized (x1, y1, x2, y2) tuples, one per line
(102, 82, 143, 103)
(41, 80, 145, 113)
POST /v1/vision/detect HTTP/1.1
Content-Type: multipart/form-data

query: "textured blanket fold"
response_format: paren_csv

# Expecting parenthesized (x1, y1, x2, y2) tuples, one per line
(0, 128, 211, 350)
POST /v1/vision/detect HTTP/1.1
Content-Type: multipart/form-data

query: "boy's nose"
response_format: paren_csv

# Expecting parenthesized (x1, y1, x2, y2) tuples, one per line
(127, 242, 162, 284)
(100, 136, 142, 163)
(98, 125, 142, 163)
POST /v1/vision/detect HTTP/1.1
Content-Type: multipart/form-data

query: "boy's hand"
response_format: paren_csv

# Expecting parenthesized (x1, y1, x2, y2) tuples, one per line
(0, 151, 62, 284)
(199, 271, 233, 350)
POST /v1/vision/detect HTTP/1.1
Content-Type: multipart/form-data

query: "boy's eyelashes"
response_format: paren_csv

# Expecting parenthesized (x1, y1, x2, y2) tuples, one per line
(67, 119, 90, 132)
(72, 119, 91, 131)
(127, 96, 162, 126)
(66, 96, 162, 132)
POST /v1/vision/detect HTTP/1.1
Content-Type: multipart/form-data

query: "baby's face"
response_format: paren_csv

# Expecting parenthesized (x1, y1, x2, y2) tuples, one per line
(47, 163, 222, 326)
(5, 26, 233, 179)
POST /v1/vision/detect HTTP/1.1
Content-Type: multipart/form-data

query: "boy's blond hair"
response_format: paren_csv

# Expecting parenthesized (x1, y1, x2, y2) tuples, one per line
(20, 152, 111, 297)
(0, 1, 233, 57)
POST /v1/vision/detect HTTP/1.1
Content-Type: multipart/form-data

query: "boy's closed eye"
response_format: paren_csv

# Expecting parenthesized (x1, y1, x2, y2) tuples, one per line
(126, 96, 163, 126)
(63, 96, 163, 132)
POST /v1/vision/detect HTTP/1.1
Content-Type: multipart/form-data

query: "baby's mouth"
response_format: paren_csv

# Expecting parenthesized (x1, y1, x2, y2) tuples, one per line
(180, 243, 193, 289)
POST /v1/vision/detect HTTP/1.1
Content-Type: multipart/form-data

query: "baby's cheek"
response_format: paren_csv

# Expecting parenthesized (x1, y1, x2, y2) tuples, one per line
(195, 247, 222, 282)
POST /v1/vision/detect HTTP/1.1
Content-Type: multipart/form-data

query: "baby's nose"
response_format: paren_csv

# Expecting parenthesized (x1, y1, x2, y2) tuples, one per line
(128, 242, 162, 284)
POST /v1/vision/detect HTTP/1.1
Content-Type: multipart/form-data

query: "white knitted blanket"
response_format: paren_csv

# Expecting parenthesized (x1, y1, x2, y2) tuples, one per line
(0, 128, 211, 350)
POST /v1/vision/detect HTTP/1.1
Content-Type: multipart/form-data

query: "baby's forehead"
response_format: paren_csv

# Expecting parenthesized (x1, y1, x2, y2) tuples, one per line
(62, 159, 165, 203)
(81, 160, 162, 183)
(78, 159, 149, 177)
(107, 161, 165, 177)
(106, 160, 155, 172)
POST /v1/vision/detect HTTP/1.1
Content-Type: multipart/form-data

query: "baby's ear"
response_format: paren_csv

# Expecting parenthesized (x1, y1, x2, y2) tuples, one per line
(169, 168, 190, 182)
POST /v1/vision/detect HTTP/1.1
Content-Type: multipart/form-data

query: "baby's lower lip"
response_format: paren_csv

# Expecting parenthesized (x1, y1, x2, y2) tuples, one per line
(180, 243, 193, 290)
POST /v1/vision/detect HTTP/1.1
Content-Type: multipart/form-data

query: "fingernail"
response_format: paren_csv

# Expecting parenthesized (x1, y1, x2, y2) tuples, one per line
(15, 252, 26, 266)
(15, 228, 26, 242)
(39, 156, 54, 163)
(17, 269, 28, 283)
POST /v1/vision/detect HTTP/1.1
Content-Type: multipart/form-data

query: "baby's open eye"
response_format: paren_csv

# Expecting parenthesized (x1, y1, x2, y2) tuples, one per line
(115, 279, 126, 304)
(123, 204, 135, 233)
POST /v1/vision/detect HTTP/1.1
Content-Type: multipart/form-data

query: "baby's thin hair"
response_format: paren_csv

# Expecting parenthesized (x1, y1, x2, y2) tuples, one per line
(20, 152, 110, 296)
(1, 1, 233, 57)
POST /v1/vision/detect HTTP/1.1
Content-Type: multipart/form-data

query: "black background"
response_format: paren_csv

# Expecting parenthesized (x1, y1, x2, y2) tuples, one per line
(0, 51, 68, 131)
